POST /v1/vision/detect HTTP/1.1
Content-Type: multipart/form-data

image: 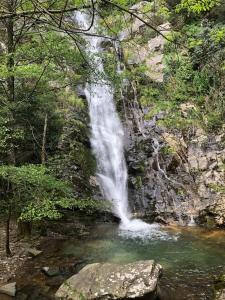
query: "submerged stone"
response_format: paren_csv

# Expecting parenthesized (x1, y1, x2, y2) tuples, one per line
(41, 266, 61, 277)
(55, 260, 162, 300)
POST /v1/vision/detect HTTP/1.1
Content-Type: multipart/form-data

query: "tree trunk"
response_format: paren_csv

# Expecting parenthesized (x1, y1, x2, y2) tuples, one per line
(5, 212, 11, 257)
(6, 0, 15, 102)
(6, 1, 16, 164)
(41, 113, 48, 164)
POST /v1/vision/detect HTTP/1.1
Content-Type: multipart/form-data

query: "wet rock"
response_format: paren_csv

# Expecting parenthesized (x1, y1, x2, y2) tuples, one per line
(75, 85, 86, 99)
(154, 216, 168, 225)
(41, 266, 60, 277)
(56, 260, 162, 300)
(27, 248, 42, 257)
(198, 195, 225, 228)
(0, 282, 16, 297)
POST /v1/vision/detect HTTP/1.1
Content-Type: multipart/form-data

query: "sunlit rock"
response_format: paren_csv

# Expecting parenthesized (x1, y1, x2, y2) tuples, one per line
(0, 282, 16, 297)
(26, 248, 42, 257)
(56, 260, 162, 300)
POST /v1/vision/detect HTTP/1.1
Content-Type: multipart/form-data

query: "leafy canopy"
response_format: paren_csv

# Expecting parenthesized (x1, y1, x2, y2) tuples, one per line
(176, 0, 221, 14)
(0, 164, 72, 220)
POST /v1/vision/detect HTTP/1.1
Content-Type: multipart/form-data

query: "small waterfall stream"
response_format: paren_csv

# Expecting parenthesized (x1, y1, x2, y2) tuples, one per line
(75, 11, 160, 235)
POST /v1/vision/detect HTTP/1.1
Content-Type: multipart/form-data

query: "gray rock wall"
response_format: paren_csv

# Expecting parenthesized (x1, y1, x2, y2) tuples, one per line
(119, 2, 225, 226)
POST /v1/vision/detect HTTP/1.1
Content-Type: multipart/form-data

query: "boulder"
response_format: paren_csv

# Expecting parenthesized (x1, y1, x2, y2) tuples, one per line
(0, 282, 16, 297)
(55, 260, 162, 300)
(27, 248, 42, 257)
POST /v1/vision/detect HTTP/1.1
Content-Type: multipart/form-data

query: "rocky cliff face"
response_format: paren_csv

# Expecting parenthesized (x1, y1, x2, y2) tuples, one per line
(125, 117, 225, 226)
(119, 1, 225, 227)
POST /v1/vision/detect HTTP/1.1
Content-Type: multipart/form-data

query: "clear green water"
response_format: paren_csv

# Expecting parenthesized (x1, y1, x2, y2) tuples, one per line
(61, 223, 225, 300)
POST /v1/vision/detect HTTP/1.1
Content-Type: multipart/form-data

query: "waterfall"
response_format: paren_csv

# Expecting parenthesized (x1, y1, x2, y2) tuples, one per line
(75, 11, 159, 234)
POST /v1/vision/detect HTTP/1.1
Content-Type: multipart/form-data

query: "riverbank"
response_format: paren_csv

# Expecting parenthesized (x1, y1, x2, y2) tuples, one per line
(0, 221, 35, 286)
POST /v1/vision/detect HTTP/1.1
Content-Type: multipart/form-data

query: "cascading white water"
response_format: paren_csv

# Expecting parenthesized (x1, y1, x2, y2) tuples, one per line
(75, 11, 162, 235)
(75, 11, 129, 225)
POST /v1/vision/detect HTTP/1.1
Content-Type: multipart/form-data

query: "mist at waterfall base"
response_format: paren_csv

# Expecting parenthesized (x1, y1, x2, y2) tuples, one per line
(75, 11, 165, 239)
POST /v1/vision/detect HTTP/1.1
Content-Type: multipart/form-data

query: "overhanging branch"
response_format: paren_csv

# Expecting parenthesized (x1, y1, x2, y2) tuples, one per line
(0, 5, 91, 20)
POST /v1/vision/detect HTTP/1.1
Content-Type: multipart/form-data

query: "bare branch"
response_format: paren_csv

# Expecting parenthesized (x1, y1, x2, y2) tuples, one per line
(59, 0, 69, 28)
(0, 5, 91, 20)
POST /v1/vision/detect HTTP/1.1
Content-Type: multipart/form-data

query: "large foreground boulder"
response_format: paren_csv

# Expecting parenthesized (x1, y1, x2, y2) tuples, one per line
(56, 260, 162, 300)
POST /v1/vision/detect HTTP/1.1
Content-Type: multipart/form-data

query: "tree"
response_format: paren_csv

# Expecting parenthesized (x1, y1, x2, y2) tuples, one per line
(176, 0, 221, 14)
(0, 0, 91, 165)
(0, 164, 74, 256)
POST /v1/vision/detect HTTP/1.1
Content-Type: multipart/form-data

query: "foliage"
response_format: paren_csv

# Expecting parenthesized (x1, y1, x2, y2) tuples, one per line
(0, 0, 90, 164)
(208, 183, 225, 193)
(0, 164, 71, 220)
(176, 0, 221, 14)
(72, 198, 110, 213)
(135, 15, 225, 132)
(0, 164, 103, 222)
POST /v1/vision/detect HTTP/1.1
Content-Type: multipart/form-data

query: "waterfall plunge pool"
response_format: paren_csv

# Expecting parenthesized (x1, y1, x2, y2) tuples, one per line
(60, 222, 225, 300)
(13, 220, 225, 300)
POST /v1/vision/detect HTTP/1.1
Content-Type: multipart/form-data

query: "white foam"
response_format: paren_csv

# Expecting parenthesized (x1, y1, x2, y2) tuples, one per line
(120, 218, 159, 231)
(119, 219, 177, 241)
